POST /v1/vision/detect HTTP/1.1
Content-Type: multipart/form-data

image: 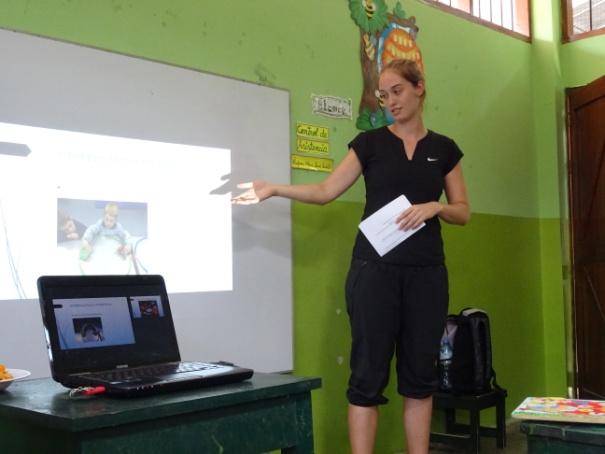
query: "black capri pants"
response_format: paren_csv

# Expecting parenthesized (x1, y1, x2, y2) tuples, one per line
(345, 258, 449, 406)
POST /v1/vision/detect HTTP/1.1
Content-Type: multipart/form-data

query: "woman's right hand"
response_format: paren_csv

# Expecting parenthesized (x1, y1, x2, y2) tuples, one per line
(231, 180, 273, 205)
(231, 150, 362, 206)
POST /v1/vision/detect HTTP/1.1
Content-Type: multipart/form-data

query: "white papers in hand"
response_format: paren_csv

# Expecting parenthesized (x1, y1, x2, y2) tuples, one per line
(358, 194, 425, 257)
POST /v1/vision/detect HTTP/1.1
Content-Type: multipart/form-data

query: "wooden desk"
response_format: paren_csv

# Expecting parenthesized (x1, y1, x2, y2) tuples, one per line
(0, 372, 321, 454)
(520, 420, 605, 453)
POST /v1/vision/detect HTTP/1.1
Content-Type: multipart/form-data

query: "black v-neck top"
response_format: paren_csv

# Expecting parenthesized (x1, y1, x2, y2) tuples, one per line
(348, 127, 463, 265)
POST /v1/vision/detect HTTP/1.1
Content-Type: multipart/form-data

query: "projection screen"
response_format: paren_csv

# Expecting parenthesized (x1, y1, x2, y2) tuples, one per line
(0, 27, 292, 376)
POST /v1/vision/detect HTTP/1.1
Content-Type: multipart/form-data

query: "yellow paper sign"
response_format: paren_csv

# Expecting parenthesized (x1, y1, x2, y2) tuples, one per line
(296, 122, 329, 140)
(296, 138, 329, 155)
(291, 154, 333, 173)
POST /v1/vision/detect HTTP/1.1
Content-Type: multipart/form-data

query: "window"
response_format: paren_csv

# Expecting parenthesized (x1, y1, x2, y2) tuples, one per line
(563, 0, 605, 41)
(424, 0, 530, 40)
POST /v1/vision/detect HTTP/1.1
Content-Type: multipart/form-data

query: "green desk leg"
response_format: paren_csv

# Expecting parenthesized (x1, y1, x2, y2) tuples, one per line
(282, 393, 314, 453)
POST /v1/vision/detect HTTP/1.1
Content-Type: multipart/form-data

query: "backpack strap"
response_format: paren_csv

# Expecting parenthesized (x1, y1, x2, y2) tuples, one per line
(490, 368, 507, 396)
(460, 307, 487, 317)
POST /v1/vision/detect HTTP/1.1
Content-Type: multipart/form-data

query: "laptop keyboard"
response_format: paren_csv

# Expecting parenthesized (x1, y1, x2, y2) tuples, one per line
(86, 362, 223, 383)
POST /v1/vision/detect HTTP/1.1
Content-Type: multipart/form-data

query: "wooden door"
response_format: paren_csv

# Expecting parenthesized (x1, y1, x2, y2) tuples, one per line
(567, 74, 605, 399)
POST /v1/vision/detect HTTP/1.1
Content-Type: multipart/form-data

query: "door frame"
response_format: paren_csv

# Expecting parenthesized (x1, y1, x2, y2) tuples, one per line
(564, 75, 605, 398)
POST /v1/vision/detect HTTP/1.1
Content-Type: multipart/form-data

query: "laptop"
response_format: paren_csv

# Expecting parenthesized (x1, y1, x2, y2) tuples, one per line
(37, 274, 253, 397)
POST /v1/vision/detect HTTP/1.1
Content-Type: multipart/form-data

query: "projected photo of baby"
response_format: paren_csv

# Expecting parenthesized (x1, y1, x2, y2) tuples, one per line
(56, 198, 148, 276)
(139, 300, 160, 318)
(130, 295, 164, 319)
(73, 317, 105, 343)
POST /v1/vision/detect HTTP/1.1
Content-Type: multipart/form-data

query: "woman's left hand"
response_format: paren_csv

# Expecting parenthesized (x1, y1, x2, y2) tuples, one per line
(395, 202, 441, 230)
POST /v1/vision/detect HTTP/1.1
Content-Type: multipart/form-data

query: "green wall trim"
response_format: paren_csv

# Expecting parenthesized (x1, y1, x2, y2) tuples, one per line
(539, 218, 568, 396)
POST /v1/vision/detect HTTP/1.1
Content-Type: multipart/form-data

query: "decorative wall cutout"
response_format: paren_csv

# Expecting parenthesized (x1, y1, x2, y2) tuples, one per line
(349, 0, 423, 130)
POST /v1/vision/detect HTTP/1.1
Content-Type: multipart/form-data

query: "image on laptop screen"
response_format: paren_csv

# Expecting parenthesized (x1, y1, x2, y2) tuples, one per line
(52, 295, 169, 351)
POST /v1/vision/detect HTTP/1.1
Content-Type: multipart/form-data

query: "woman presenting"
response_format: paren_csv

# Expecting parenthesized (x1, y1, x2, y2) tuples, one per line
(233, 58, 469, 454)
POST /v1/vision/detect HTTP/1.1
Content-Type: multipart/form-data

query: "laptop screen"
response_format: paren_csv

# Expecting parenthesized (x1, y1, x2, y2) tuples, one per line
(38, 275, 181, 376)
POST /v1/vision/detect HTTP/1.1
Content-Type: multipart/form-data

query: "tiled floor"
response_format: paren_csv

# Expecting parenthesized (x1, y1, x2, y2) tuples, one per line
(429, 420, 527, 454)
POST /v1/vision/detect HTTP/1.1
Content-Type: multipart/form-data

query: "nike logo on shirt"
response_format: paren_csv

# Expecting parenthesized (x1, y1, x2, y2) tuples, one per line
(427, 157, 438, 162)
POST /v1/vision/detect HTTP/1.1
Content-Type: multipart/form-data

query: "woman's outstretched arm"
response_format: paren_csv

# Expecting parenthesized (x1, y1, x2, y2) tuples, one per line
(232, 149, 363, 205)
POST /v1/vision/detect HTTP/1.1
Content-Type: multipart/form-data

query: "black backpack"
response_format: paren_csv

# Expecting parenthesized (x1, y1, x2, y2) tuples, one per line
(439, 308, 502, 395)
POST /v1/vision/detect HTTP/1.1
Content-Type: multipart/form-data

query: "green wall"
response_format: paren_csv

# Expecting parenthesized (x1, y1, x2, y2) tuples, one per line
(531, 0, 567, 399)
(1, 0, 603, 452)
(561, 33, 605, 87)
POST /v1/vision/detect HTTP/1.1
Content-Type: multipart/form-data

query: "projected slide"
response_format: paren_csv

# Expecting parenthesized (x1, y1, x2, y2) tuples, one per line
(53, 297, 135, 350)
(0, 122, 232, 300)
